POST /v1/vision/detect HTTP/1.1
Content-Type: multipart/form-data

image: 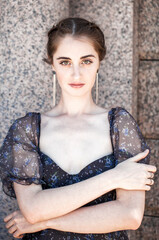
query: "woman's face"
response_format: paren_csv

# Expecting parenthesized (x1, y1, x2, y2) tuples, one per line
(52, 34, 100, 97)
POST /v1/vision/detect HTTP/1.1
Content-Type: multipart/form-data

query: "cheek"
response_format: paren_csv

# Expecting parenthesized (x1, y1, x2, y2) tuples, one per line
(85, 68, 98, 79)
(56, 70, 70, 87)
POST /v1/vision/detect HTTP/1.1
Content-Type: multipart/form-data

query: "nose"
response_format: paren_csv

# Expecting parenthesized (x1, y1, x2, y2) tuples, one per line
(72, 65, 81, 81)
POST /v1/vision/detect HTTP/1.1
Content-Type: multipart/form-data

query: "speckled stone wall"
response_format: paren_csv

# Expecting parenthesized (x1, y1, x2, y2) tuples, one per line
(139, 0, 159, 59)
(69, 0, 135, 115)
(0, 0, 69, 239)
(138, 61, 159, 138)
(131, 139, 159, 239)
(0, 0, 69, 145)
(134, 0, 159, 239)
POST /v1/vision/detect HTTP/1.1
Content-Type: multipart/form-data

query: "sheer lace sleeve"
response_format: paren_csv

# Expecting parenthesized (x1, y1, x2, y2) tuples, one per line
(109, 107, 150, 166)
(0, 112, 45, 198)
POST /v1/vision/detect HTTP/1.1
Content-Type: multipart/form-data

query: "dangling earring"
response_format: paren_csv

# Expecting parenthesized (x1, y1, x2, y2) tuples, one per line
(95, 71, 99, 104)
(52, 71, 56, 107)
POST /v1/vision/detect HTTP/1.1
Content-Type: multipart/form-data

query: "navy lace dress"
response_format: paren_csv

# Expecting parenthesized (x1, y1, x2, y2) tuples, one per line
(0, 107, 150, 240)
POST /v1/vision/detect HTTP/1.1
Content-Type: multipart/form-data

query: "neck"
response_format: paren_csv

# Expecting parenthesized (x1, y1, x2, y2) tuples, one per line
(56, 91, 97, 117)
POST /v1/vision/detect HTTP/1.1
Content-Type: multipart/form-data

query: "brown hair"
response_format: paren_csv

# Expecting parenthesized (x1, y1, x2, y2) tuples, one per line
(43, 17, 106, 65)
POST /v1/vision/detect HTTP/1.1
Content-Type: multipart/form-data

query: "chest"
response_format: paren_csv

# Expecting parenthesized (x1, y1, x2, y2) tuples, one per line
(39, 115, 113, 174)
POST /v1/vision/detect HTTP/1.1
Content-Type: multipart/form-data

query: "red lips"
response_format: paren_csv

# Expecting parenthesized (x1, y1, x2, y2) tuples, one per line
(69, 83, 85, 85)
(69, 83, 85, 88)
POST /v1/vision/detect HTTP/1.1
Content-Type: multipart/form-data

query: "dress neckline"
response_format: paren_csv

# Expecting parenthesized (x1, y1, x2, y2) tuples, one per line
(36, 109, 114, 176)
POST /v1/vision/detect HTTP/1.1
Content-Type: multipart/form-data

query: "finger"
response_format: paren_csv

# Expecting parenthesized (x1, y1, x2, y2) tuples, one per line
(8, 225, 17, 234)
(13, 231, 24, 239)
(136, 163, 157, 173)
(146, 179, 154, 186)
(145, 185, 151, 191)
(13, 231, 24, 238)
(6, 219, 14, 229)
(147, 165, 157, 173)
(4, 211, 18, 222)
(14, 235, 24, 239)
(148, 172, 154, 179)
(130, 149, 149, 162)
(4, 213, 14, 222)
(19, 234, 24, 239)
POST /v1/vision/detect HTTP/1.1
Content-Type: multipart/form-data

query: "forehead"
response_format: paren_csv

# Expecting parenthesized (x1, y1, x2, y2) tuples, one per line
(54, 35, 98, 57)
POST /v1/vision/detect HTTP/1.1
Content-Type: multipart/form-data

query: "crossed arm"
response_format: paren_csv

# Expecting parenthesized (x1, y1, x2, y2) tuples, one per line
(5, 189, 145, 238)
(35, 189, 145, 233)
(5, 151, 156, 238)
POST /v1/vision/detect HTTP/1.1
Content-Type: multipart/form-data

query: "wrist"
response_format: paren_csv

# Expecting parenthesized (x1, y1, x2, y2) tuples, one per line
(35, 220, 48, 232)
(45, 218, 58, 230)
(101, 168, 119, 192)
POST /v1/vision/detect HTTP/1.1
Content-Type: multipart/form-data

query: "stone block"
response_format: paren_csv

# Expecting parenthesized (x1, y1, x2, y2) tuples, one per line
(139, 0, 159, 59)
(0, 0, 69, 146)
(129, 215, 159, 240)
(70, 0, 135, 113)
(138, 61, 159, 138)
(144, 139, 159, 216)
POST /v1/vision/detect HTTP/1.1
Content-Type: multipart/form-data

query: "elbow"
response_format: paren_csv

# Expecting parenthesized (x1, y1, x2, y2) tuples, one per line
(129, 208, 144, 230)
(26, 213, 39, 224)
(130, 217, 142, 230)
(20, 204, 41, 224)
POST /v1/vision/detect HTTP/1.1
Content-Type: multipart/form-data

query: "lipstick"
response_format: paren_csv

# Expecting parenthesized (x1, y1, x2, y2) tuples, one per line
(69, 83, 85, 88)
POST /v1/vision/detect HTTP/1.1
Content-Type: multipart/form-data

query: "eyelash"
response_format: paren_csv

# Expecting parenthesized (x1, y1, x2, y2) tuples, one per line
(59, 59, 93, 66)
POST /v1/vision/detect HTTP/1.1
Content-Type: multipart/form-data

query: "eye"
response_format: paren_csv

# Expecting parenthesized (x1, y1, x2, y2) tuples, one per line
(82, 59, 93, 65)
(59, 61, 71, 66)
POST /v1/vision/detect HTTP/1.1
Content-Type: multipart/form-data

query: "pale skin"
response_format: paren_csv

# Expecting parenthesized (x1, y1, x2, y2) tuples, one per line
(4, 35, 157, 238)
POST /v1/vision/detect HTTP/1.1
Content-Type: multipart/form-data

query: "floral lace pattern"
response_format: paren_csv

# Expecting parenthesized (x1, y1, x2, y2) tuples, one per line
(0, 107, 150, 239)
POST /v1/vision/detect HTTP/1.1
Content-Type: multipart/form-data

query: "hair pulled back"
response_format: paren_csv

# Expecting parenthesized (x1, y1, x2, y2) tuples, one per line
(43, 17, 106, 65)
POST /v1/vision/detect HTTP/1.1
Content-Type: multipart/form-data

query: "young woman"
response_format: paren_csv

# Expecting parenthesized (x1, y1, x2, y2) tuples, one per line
(0, 17, 157, 240)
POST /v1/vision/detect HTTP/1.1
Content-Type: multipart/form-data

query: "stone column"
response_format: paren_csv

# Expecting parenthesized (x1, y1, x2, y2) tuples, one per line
(70, 0, 136, 115)
(131, 0, 159, 239)
(0, 0, 69, 239)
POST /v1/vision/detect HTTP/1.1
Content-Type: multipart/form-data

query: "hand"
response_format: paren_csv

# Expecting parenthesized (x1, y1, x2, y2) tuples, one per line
(114, 149, 157, 191)
(4, 210, 44, 238)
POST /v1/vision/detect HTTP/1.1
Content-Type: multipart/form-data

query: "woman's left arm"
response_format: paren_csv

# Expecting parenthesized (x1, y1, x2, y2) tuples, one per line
(41, 189, 146, 233)
(5, 189, 145, 238)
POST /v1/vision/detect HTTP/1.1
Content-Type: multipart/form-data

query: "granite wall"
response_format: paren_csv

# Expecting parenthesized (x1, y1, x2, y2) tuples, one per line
(132, 0, 159, 239)
(0, 1, 69, 239)
(69, 0, 136, 114)
(0, 0, 158, 239)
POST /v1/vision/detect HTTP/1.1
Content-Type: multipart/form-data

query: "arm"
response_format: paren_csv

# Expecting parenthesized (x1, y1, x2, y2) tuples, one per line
(44, 190, 145, 233)
(13, 167, 117, 224)
(13, 149, 155, 225)
(5, 151, 156, 237)
(4, 189, 147, 238)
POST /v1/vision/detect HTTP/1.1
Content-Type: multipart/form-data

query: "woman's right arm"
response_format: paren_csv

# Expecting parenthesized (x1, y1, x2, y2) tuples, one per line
(14, 164, 116, 224)
(13, 149, 156, 224)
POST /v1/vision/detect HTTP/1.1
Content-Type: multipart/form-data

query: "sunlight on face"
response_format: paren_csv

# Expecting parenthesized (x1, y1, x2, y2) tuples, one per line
(52, 35, 100, 97)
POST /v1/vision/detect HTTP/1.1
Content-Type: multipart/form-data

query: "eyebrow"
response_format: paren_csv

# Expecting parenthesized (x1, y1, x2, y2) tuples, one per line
(56, 54, 96, 60)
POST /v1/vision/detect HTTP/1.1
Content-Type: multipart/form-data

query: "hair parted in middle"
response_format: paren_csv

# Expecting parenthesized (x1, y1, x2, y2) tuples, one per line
(43, 17, 106, 65)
